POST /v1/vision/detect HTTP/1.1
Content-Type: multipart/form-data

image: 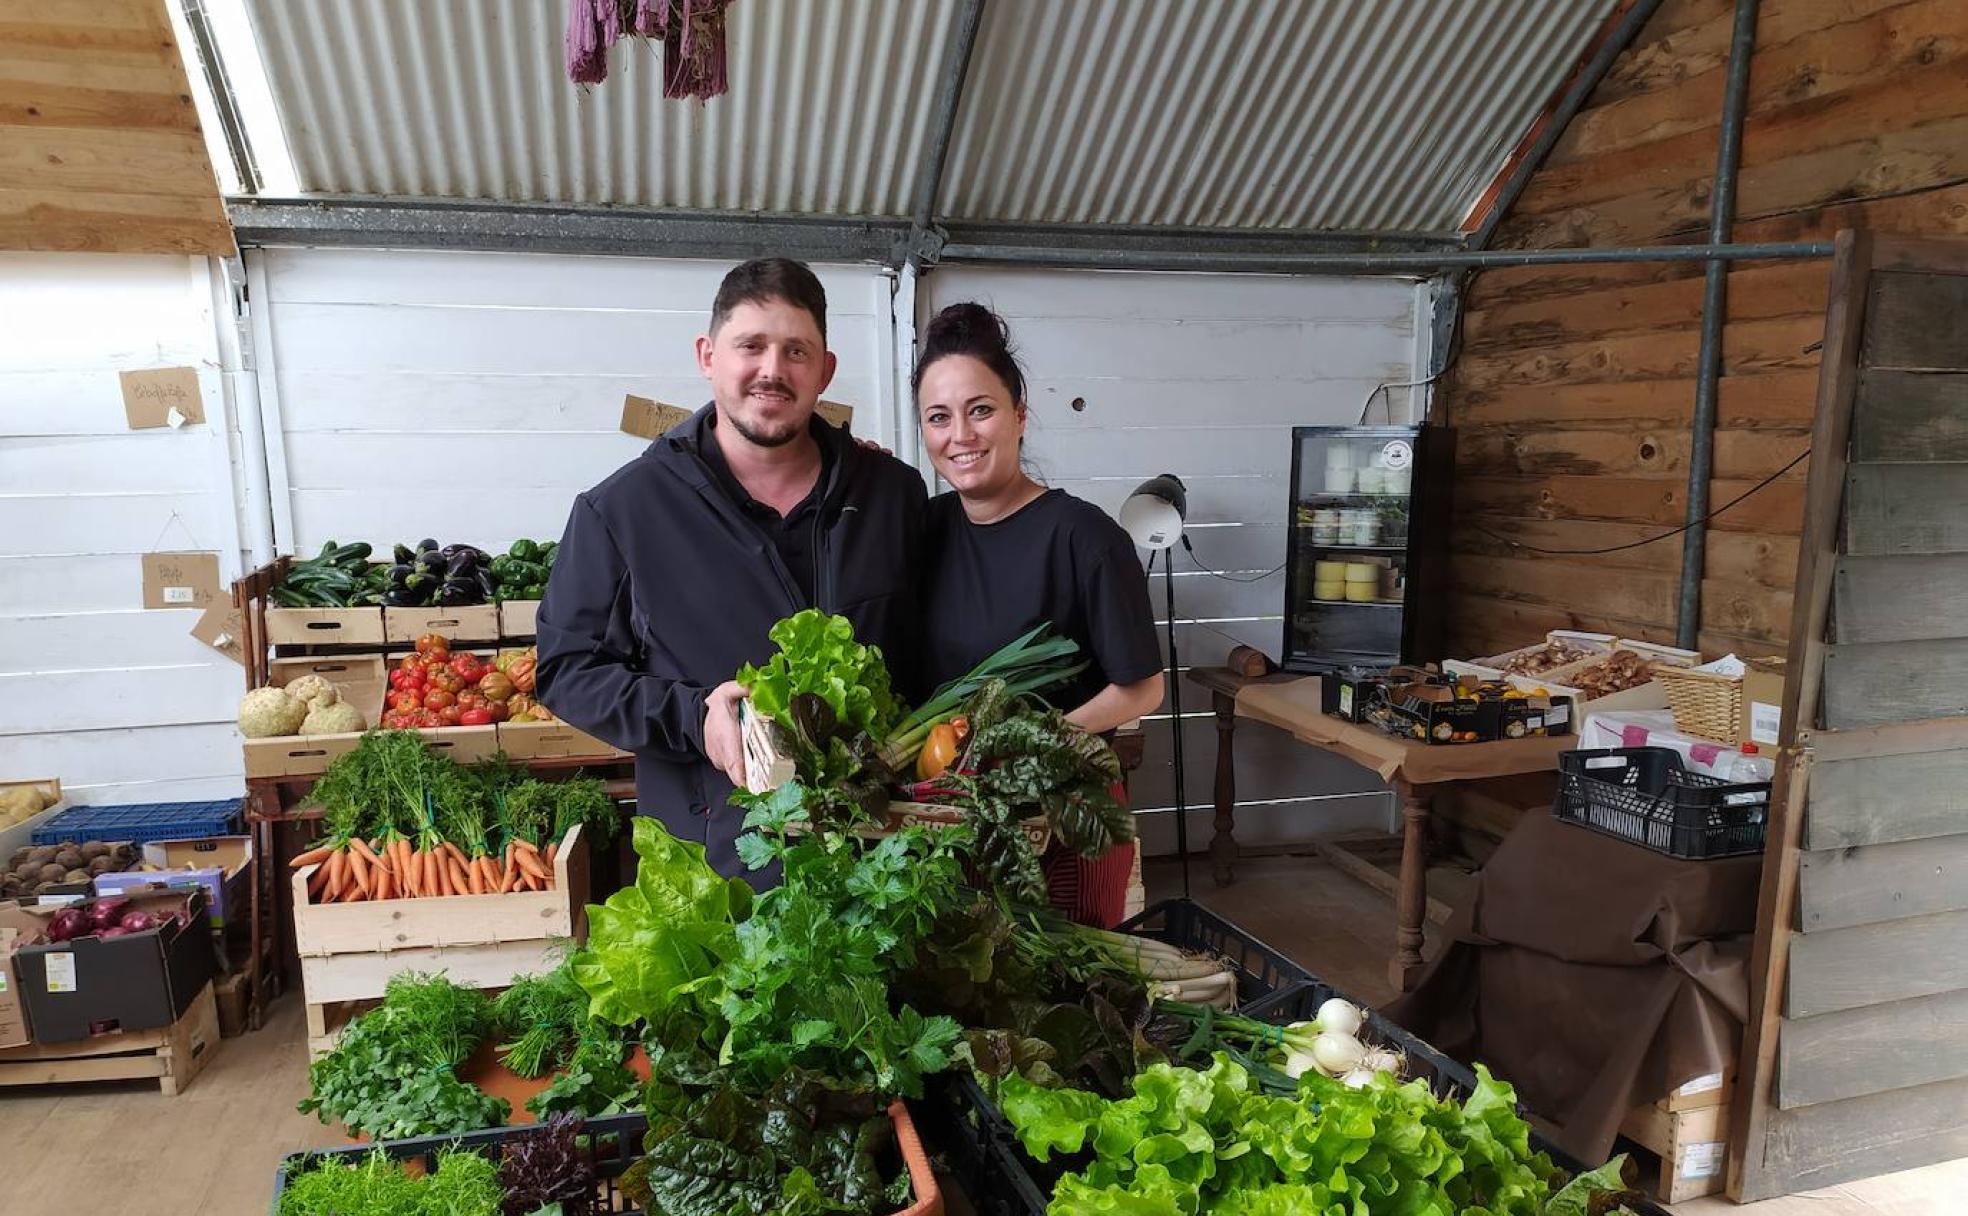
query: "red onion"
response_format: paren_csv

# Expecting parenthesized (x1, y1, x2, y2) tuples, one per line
(98, 925, 135, 938)
(88, 897, 132, 931)
(117, 909, 158, 934)
(46, 907, 91, 942)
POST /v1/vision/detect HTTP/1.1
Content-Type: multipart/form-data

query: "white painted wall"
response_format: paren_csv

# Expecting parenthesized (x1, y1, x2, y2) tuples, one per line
(921, 268, 1429, 852)
(248, 249, 900, 556)
(0, 254, 250, 804)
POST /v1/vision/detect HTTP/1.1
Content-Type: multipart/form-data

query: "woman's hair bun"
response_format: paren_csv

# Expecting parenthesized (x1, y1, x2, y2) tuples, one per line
(914, 301, 1026, 403)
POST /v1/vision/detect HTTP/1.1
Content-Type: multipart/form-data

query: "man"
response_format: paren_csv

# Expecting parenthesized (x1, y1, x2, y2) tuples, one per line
(535, 258, 925, 883)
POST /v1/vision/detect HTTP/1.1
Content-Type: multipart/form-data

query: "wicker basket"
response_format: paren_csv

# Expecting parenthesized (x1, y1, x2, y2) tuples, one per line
(1656, 666, 1743, 743)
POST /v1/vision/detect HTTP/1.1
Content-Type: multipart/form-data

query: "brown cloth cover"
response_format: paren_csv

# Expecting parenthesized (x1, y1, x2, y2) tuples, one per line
(1236, 677, 1571, 785)
(1383, 811, 1760, 1162)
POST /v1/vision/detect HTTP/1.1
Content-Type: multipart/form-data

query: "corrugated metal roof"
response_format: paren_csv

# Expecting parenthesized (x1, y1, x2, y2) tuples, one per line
(941, 0, 1608, 231)
(246, 0, 956, 212)
(237, 0, 1614, 233)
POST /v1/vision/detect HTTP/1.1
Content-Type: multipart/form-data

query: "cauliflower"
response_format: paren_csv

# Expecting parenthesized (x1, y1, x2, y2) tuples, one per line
(299, 699, 366, 736)
(238, 687, 307, 738)
(284, 674, 338, 706)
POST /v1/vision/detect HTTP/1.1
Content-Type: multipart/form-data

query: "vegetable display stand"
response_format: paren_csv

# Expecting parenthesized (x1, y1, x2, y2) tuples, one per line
(497, 598, 540, 639)
(271, 1100, 942, 1216)
(1117, 898, 1316, 1006)
(383, 604, 501, 646)
(497, 718, 628, 761)
(290, 825, 588, 1044)
(0, 980, 218, 1096)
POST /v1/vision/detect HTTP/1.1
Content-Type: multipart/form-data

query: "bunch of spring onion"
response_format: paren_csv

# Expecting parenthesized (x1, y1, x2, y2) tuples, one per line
(1067, 924, 1240, 1009)
(1161, 996, 1406, 1087)
(878, 624, 1087, 773)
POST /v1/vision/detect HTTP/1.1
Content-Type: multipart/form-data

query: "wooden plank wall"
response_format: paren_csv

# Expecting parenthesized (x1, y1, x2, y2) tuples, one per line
(1753, 248, 1968, 1195)
(0, 0, 232, 254)
(1442, 0, 1968, 661)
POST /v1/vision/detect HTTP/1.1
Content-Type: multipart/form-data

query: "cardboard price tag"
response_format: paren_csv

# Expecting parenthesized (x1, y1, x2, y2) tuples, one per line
(120, 367, 206, 429)
(815, 400, 854, 430)
(191, 603, 246, 664)
(621, 395, 693, 440)
(141, 551, 221, 610)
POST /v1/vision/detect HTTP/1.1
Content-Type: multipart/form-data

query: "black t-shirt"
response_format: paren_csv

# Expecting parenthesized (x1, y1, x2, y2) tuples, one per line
(919, 489, 1163, 713)
(695, 417, 832, 603)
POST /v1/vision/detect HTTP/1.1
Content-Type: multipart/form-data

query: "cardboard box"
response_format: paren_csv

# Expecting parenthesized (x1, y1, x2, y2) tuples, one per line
(383, 604, 501, 645)
(0, 907, 41, 1049)
(93, 836, 252, 927)
(262, 605, 386, 646)
(242, 656, 389, 779)
(1740, 657, 1787, 748)
(0, 778, 65, 861)
(498, 599, 540, 639)
(12, 889, 215, 1044)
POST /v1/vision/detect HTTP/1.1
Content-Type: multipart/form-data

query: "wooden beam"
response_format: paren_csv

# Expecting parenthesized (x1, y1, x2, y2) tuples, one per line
(1453, 369, 1820, 431)
(1806, 745, 1968, 849)
(1458, 473, 1805, 535)
(1777, 986, 1968, 1108)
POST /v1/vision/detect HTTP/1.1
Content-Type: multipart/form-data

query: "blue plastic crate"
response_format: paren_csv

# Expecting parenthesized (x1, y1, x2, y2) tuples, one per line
(31, 798, 243, 846)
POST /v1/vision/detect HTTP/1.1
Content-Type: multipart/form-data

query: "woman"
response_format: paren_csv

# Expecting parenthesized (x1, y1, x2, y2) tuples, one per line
(913, 302, 1165, 928)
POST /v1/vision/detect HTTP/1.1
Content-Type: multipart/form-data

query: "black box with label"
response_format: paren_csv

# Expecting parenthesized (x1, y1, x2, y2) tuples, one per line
(10, 888, 213, 1043)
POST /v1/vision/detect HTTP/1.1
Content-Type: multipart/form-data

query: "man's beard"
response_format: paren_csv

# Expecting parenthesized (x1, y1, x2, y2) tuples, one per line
(728, 410, 803, 448)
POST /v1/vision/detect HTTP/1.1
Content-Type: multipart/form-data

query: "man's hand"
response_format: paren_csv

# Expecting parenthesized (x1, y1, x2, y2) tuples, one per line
(702, 680, 750, 785)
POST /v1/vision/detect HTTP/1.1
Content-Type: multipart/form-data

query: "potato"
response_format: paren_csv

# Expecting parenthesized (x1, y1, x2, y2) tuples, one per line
(36, 863, 66, 883)
(52, 847, 83, 870)
(7, 846, 29, 868)
(111, 843, 137, 866)
(62, 869, 89, 884)
(27, 845, 56, 865)
(87, 856, 116, 876)
(79, 841, 108, 861)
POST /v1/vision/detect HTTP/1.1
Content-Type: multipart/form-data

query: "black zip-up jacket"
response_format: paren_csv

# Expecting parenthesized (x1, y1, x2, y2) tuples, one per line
(535, 405, 925, 882)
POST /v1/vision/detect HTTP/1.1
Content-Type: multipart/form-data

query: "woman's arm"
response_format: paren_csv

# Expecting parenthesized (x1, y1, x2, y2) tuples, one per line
(1065, 671, 1165, 735)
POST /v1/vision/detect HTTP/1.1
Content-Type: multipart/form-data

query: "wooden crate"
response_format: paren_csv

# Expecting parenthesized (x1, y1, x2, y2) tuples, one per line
(0, 777, 64, 859)
(498, 599, 540, 639)
(0, 981, 219, 1096)
(263, 606, 386, 646)
(242, 656, 388, 779)
(291, 826, 588, 1019)
(1620, 1080, 1732, 1203)
(498, 718, 627, 761)
(383, 604, 501, 645)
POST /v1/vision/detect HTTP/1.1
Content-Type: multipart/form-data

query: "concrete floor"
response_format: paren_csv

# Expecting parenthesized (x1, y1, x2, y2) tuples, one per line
(0, 851, 1961, 1216)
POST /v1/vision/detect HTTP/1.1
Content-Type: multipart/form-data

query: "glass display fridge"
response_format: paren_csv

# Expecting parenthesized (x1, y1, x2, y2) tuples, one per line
(1281, 425, 1454, 673)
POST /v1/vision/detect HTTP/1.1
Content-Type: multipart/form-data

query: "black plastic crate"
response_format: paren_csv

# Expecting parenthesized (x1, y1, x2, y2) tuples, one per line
(271, 1112, 646, 1214)
(1240, 979, 1478, 1100)
(1117, 897, 1315, 1006)
(1555, 747, 1769, 860)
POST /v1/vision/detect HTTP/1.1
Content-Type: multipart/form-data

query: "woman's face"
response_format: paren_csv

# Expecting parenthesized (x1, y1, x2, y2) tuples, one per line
(918, 354, 1026, 499)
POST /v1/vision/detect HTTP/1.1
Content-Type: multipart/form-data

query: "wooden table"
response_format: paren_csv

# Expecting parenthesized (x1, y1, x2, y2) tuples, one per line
(1186, 667, 1570, 990)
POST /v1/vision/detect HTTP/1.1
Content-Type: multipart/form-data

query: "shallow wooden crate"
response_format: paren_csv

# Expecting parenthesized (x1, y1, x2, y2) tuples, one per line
(291, 826, 588, 1030)
(0, 777, 65, 859)
(383, 604, 501, 645)
(497, 718, 627, 760)
(0, 981, 218, 1096)
(263, 606, 386, 647)
(1619, 1077, 1732, 1203)
(498, 599, 540, 639)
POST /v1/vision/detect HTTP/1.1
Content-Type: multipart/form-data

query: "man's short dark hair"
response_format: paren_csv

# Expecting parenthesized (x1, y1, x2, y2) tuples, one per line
(710, 258, 828, 343)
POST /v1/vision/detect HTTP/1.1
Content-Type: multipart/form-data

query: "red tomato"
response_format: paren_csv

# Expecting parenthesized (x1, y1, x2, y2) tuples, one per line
(458, 708, 493, 726)
(437, 705, 463, 726)
(422, 688, 455, 710)
(397, 655, 423, 673)
(390, 690, 422, 712)
(388, 669, 410, 691)
(429, 670, 463, 695)
(415, 634, 450, 657)
(485, 701, 508, 723)
(412, 709, 441, 729)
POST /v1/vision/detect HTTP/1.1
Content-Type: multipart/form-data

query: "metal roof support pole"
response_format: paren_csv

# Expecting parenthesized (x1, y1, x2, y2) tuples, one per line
(1676, 0, 1759, 650)
(179, 0, 261, 194)
(1471, 0, 1666, 249)
(907, 0, 988, 268)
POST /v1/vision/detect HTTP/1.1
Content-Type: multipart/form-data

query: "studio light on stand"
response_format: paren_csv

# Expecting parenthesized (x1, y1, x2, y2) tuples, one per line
(1120, 474, 1192, 898)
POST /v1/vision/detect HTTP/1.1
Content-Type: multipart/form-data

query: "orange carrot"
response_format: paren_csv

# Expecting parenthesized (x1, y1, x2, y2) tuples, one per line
(290, 844, 334, 870)
(466, 858, 485, 895)
(350, 836, 383, 867)
(323, 849, 347, 901)
(306, 862, 330, 901)
(544, 841, 558, 869)
(513, 850, 549, 882)
(477, 855, 497, 893)
(373, 868, 394, 901)
(449, 857, 472, 896)
(500, 861, 518, 893)
(442, 841, 467, 868)
(346, 845, 369, 898)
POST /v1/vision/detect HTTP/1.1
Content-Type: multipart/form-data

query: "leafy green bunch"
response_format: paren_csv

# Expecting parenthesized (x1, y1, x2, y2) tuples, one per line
(298, 973, 509, 1140)
(278, 1148, 501, 1216)
(738, 610, 902, 797)
(1001, 1054, 1637, 1216)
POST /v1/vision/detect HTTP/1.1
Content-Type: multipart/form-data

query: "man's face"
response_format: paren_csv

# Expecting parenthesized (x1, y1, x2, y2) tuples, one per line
(695, 298, 837, 449)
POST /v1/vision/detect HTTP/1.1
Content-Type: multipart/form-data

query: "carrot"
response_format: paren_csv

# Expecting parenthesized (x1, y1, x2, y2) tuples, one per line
(396, 840, 416, 893)
(373, 868, 394, 901)
(449, 858, 472, 896)
(513, 848, 549, 883)
(467, 858, 485, 895)
(442, 841, 468, 868)
(404, 847, 423, 897)
(322, 849, 347, 901)
(306, 862, 331, 901)
(422, 849, 440, 897)
(350, 836, 383, 867)
(346, 844, 370, 898)
(500, 861, 518, 893)
(290, 844, 334, 870)
(544, 841, 558, 869)
(476, 855, 496, 893)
